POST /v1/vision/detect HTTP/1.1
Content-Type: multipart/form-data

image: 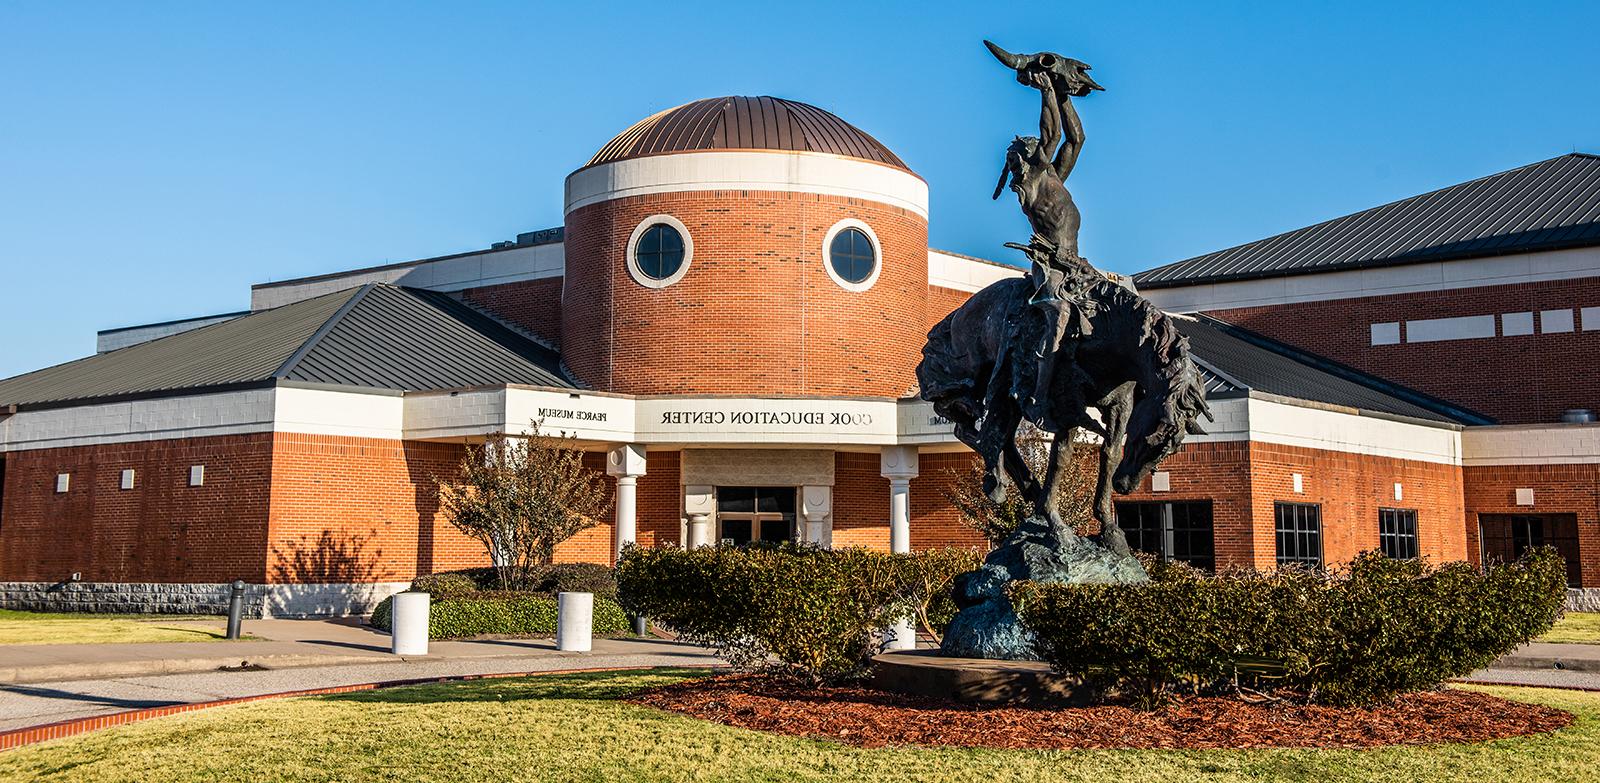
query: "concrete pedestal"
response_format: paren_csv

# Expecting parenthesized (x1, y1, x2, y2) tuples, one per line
(870, 649, 1089, 705)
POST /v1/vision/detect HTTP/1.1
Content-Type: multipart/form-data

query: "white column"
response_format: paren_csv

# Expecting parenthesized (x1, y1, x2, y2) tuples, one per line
(801, 485, 833, 547)
(880, 446, 919, 651)
(607, 444, 647, 559)
(880, 446, 919, 554)
(684, 485, 715, 548)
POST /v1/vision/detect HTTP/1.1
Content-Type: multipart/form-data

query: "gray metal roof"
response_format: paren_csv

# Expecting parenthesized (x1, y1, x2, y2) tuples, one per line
(0, 284, 572, 410)
(1179, 315, 1490, 425)
(1136, 153, 1600, 288)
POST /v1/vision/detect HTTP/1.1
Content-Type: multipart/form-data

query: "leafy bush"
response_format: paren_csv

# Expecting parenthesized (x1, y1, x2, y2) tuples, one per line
(528, 562, 619, 600)
(408, 572, 480, 598)
(1013, 549, 1569, 707)
(616, 543, 979, 683)
(370, 592, 629, 640)
(403, 564, 618, 599)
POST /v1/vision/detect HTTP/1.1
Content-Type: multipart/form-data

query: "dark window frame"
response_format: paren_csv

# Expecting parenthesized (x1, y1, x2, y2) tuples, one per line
(1274, 501, 1323, 568)
(1113, 500, 1216, 572)
(828, 227, 877, 284)
(1378, 507, 1419, 560)
(634, 223, 686, 281)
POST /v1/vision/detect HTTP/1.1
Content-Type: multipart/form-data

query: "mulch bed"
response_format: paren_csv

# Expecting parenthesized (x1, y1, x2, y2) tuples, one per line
(627, 674, 1574, 750)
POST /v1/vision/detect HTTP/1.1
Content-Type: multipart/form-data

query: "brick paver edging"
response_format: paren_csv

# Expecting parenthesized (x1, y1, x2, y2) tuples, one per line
(0, 663, 720, 752)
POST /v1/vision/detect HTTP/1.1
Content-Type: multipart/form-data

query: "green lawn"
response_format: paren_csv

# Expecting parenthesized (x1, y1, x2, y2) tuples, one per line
(1540, 612, 1600, 644)
(0, 609, 237, 645)
(1, 669, 1597, 782)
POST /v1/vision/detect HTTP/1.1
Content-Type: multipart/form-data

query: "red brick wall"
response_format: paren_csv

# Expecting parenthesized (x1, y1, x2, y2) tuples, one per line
(461, 277, 564, 348)
(551, 449, 682, 565)
(1246, 443, 1466, 571)
(266, 434, 474, 584)
(926, 285, 972, 332)
(1204, 277, 1600, 424)
(1119, 440, 1256, 569)
(909, 452, 989, 552)
(831, 452, 890, 549)
(1462, 463, 1600, 587)
(0, 434, 275, 583)
(561, 191, 929, 396)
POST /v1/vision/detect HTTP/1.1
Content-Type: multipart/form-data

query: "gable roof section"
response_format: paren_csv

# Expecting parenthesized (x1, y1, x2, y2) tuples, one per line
(1136, 153, 1600, 289)
(1177, 314, 1491, 425)
(0, 284, 573, 410)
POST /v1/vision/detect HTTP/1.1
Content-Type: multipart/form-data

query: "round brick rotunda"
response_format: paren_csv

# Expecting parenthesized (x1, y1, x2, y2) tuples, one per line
(560, 96, 931, 398)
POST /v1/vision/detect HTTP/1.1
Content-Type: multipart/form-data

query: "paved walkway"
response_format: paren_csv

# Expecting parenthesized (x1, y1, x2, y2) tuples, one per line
(0, 617, 709, 684)
(2, 618, 1596, 737)
(0, 617, 719, 731)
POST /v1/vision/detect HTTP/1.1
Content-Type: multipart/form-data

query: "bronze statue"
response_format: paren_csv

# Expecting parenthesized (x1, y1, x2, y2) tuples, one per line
(916, 41, 1212, 659)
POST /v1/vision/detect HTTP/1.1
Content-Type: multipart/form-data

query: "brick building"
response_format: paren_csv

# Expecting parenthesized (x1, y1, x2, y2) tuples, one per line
(0, 97, 1594, 614)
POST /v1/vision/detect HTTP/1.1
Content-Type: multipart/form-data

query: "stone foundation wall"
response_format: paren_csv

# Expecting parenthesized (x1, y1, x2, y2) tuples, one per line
(0, 581, 268, 616)
(1568, 588, 1600, 613)
(0, 580, 412, 617)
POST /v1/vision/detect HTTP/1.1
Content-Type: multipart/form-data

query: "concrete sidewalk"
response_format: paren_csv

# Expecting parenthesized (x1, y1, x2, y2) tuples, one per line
(0, 617, 699, 684)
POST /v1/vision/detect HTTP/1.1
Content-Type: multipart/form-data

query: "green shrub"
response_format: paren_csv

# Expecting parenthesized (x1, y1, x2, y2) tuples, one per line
(528, 562, 619, 600)
(408, 572, 480, 598)
(405, 564, 617, 596)
(1014, 549, 1569, 707)
(616, 543, 978, 683)
(369, 593, 629, 640)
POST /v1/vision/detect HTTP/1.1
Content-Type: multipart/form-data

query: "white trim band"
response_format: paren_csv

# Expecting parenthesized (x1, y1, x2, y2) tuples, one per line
(564, 151, 930, 217)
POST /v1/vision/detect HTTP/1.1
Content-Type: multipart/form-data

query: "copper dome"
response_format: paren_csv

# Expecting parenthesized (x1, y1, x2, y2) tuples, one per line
(586, 96, 911, 172)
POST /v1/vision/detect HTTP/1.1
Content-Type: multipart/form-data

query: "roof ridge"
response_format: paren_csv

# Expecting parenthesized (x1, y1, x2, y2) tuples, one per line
(1191, 313, 1495, 424)
(270, 284, 375, 379)
(1137, 152, 1600, 283)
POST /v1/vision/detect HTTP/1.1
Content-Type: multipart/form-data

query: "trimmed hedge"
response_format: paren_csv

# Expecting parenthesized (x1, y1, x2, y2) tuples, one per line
(616, 543, 979, 683)
(406, 564, 619, 598)
(1013, 549, 1569, 706)
(370, 592, 629, 640)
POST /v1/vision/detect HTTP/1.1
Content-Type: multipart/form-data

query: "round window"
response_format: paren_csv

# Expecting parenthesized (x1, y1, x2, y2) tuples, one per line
(634, 223, 686, 281)
(824, 222, 880, 291)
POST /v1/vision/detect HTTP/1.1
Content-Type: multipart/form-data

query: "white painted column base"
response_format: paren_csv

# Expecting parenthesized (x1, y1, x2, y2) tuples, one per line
(886, 617, 917, 650)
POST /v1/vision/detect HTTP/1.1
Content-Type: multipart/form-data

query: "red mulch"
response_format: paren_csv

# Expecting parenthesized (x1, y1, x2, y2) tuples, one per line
(627, 674, 1573, 750)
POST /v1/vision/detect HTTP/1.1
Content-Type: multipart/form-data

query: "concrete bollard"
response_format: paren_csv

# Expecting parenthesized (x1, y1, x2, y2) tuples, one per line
(886, 617, 917, 651)
(556, 592, 593, 652)
(391, 591, 430, 656)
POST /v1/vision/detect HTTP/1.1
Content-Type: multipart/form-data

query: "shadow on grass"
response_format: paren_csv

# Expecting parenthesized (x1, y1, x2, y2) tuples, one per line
(319, 668, 713, 705)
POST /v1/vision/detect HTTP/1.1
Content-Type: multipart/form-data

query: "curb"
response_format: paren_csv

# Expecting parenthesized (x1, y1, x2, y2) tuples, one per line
(0, 664, 719, 752)
(1490, 654, 1600, 674)
(1454, 678, 1600, 693)
(0, 653, 387, 685)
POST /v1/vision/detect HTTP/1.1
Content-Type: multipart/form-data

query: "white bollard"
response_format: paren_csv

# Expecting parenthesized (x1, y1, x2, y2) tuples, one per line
(390, 591, 430, 656)
(556, 592, 594, 652)
(886, 617, 917, 651)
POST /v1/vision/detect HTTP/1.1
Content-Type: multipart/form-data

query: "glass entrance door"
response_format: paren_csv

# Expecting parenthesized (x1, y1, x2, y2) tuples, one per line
(717, 486, 797, 546)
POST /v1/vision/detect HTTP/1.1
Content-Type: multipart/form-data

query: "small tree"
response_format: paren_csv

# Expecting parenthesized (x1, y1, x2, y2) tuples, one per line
(943, 424, 1095, 546)
(438, 421, 610, 591)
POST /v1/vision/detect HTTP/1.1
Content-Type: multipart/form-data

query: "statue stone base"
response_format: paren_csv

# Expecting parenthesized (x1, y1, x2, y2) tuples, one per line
(941, 514, 1146, 660)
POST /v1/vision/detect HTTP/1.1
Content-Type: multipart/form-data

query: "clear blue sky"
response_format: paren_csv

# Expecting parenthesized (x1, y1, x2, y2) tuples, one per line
(3, 1, 1597, 379)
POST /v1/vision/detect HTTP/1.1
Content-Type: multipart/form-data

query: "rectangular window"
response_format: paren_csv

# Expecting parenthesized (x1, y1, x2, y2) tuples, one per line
(716, 486, 796, 546)
(1275, 502, 1323, 567)
(1480, 513, 1582, 587)
(1378, 508, 1419, 559)
(1114, 501, 1215, 572)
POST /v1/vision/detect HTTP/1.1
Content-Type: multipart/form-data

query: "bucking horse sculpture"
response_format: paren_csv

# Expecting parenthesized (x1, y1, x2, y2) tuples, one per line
(918, 41, 1212, 659)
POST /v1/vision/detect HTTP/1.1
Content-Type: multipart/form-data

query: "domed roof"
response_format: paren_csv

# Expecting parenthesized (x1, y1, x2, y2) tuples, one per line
(587, 96, 910, 172)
